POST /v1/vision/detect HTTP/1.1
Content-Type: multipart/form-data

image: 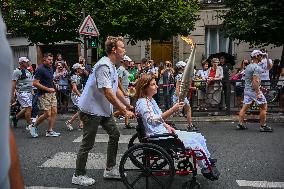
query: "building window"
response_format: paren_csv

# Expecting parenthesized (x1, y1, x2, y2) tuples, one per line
(205, 27, 232, 57)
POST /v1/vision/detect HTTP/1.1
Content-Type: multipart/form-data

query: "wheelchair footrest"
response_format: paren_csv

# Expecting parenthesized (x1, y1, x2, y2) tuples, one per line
(176, 170, 193, 175)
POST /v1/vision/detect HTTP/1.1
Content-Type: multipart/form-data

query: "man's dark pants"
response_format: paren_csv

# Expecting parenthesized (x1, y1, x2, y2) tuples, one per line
(75, 111, 120, 176)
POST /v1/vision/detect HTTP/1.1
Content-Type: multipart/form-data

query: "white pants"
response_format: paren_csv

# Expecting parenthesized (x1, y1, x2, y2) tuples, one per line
(175, 130, 211, 168)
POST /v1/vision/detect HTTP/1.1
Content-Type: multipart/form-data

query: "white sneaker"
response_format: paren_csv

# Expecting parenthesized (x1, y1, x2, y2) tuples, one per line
(72, 174, 95, 186)
(46, 130, 61, 137)
(103, 166, 121, 179)
(26, 124, 32, 131)
(29, 125, 38, 138)
(31, 117, 37, 123)
(65, 120, 73, 131)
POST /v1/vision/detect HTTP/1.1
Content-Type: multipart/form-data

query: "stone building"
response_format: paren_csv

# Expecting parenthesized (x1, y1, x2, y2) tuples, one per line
(7, 0, 282, 69)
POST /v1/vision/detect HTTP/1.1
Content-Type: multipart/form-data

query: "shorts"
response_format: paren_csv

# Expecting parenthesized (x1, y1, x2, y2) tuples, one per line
(71, 94, 80, 107)
(16, 91, 33, 108)
(38, 93, 57, 110)
(243, 89, 267, 105)
(172, 94, 190, 106)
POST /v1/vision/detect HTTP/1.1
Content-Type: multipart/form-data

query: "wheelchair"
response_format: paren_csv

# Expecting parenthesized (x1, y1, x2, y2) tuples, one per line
(119, 117, 218, 189)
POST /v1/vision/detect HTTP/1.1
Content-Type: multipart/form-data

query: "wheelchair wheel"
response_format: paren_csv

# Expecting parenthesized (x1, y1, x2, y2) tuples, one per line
(119, 143, 175, 189)
(128, 133, 139, 149)
(182, 180, 201, 189)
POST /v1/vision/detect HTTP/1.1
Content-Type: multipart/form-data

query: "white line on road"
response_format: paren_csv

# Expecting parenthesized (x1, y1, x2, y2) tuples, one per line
(236, 180, 284, 188)
(73, 134, 137, 143)
(25, 187, 76, 189)
(40, 152, 201, 173)
(40, 152, 125, 169)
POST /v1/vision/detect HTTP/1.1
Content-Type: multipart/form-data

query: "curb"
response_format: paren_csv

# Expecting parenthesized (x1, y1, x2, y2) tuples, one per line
(56, 114, 284, 123)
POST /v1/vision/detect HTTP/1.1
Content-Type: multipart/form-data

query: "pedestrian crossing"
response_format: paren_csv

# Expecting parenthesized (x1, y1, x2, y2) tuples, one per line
(40, 152, 134, 170)
(41, 133, 138, 170)
(25, 187, 76, 189)
(72, 133, 137, 143)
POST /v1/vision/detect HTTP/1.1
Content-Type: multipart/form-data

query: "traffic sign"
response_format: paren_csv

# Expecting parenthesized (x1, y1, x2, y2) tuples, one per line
(79, 15, 100, 36)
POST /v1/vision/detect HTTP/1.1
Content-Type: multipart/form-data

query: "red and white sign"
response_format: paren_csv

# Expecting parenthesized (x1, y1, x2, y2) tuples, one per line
(79, 15, 100, 36)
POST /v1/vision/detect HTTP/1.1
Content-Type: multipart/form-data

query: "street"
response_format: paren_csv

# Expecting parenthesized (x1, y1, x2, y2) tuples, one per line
(14, 115, 284, 189)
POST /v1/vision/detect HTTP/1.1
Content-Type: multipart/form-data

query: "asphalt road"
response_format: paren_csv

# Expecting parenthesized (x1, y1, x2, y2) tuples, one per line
(13, 115, 284, 189)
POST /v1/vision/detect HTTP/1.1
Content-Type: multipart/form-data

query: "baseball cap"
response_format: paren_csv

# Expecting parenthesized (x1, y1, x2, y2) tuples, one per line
(251, 50, 265, 57)
(176, 61, 187, 68)
(72, 63, 84, 70)
(19, 57, 29, 63)
(123, 55, 132, 62)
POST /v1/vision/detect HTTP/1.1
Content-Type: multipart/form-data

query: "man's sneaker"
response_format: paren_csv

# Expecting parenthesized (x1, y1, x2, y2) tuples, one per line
(29, 125, 38, 138)
(65, 120, 73, 131)
(260, 125, 273, 132)
(77, 125, 83, 131)
(103, 166, 121, 179)
(31, 117, 37, 123)
(187, 124, 198, 132)
(236, 124, 248, 130)
(46, 130, 61, 137)
(72, 174, 95, 186)
(26, 124, 33, 131)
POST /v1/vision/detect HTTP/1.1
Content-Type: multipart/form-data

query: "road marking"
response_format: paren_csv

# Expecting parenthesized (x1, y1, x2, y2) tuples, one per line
(40, 152, 126, 169)
(40, 152, 202, 174)
(25, 187, 76, 189)
(236, 180, 284, 188)
(73, 134, 137, 143)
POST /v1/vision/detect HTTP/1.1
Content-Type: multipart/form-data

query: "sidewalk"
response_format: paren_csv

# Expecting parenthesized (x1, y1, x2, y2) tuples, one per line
(57, 112, 284, 123)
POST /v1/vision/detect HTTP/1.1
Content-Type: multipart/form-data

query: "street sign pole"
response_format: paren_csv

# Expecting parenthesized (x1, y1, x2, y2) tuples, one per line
(82, 9, 88, 63)
(79, 12, 100, 64)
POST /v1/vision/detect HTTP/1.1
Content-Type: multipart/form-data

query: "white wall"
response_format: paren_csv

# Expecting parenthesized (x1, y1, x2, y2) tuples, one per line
(234, 43, 283, 68)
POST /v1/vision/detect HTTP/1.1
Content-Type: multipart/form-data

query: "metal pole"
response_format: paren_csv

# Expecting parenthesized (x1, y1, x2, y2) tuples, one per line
(82, 8, 88, 63)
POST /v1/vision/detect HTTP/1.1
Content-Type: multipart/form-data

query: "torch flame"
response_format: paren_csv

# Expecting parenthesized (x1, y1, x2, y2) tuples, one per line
(181, 36, 194, 48)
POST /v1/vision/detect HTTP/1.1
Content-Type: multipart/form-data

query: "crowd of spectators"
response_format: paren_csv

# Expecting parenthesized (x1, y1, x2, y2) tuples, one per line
(11, 50, 284, 133)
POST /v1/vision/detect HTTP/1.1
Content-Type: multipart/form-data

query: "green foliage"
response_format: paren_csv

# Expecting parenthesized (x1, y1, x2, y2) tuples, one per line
(221, 0, 284, 46)
(3, 0, 200, 45)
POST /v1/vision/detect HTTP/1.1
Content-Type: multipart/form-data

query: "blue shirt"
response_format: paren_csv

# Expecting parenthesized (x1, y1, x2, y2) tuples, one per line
(34, 64, 55, 95)
(136, 98, 167, 136)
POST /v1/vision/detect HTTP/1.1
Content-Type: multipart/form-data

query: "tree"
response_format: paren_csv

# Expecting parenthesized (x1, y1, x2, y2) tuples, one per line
(2, 0, 200, 45)
(221, 0, 284, 64)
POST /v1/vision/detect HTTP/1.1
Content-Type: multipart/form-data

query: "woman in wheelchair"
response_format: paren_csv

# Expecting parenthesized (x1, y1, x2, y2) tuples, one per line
(134, 75, 219, 181)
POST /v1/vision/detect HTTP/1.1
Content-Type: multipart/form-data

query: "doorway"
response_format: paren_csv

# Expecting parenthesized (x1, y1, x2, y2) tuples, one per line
(151, 40, 173, 64)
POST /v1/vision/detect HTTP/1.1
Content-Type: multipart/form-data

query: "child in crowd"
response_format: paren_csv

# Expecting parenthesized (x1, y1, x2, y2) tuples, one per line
(65, 63, 84, 130)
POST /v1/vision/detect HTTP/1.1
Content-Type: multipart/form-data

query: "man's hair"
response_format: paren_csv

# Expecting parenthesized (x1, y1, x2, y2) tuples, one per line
(141, 58, 148, 64)
(105, 36, 124, 54)
(43, 53, 53, 61)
